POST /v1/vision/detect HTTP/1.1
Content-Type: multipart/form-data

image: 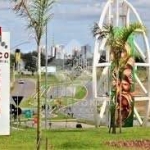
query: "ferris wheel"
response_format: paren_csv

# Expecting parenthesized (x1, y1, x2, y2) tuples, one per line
(92, 0, 150, 127)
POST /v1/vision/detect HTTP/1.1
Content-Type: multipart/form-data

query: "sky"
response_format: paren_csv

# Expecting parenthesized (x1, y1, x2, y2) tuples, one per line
(0, 0, 150, 53)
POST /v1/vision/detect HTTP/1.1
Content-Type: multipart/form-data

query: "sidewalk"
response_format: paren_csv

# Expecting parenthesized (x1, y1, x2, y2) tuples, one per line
(21, 120, 95, 129)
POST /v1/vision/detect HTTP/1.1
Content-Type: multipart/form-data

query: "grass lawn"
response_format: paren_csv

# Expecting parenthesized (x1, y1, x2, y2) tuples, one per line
(75, 86, 87, 99)
(0, 127, 150, 150)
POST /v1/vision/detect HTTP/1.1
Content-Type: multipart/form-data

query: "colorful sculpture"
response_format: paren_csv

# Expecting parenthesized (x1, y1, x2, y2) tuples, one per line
(93, 22, 145, 133)
(111, 42, 135, 127)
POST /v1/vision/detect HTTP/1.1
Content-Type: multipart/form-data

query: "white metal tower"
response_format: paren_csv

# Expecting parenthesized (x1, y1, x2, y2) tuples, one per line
(92, 0, 150, 127)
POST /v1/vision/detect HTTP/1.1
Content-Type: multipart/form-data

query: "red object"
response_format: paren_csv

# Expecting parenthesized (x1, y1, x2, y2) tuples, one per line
(33, 117, 38, 124)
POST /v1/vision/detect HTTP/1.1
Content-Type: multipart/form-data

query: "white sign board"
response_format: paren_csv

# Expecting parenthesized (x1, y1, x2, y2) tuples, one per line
(0, 32, 10, 135)
(41, 66, 56, 73)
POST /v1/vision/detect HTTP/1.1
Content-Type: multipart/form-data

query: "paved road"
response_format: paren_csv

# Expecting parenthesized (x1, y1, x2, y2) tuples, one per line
(11, 78, 36, 100)
(45, 81, 95, 122)
(53, 81, 96, 122)
(47, 85, 75, 99)
(70, 81, 95, 121)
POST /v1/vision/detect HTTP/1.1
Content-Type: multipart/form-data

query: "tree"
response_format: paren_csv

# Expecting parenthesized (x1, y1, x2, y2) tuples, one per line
(93, 22, 145, 134)
(22, 51, 45, 75)
(13, 0, 55, 149)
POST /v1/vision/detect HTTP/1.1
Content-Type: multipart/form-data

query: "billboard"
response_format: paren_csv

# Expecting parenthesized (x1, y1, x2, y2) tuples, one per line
(0, 31, 10, 135)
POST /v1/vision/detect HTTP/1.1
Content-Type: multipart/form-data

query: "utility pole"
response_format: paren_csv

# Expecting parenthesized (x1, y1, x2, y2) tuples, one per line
(45, 23, 48, 129)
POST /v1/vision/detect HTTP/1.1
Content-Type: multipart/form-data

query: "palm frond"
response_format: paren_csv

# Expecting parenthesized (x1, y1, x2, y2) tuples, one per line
(92, 23, 112, 40)
(13, 0, 25, 11)
(113, 23, 146, 50)
(93, 22, 146, 52)
(13, 0, 55, 43)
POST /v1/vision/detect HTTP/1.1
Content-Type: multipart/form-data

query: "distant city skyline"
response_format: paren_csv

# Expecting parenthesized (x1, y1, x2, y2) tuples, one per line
(0, 0, 150, 53)
(49, 41, 92, 60)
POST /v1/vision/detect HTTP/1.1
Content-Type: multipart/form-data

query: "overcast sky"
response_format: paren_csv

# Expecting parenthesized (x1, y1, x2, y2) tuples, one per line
(0, 0, 150, 53)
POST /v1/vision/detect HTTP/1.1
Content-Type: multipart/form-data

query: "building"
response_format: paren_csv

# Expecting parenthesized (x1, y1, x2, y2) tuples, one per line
(81, 44, 92, 59)
(50, 44, 64, 59)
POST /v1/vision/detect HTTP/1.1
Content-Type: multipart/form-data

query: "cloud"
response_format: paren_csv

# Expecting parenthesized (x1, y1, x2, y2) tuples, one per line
(0, 0, 18, 10)
(0, 1, 11, 10)
(53, 0, 150, 23)
(125, 1, 150, 25)
(132, 0, 150, 6)
(58, 0, 100, 5)
(0, 0, 150, 52)
(54, 6, 101, 20)
(53, 0, 105, 20)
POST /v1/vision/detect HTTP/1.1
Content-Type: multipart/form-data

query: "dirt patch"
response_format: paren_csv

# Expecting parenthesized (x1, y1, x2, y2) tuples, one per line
(105, 139, 150, 150)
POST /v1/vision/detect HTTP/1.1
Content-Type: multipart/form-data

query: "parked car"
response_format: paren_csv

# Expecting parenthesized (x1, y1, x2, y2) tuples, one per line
(18, 79, 25, 84)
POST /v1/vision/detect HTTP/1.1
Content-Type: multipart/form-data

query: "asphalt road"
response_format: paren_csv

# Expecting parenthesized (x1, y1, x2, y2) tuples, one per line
(11, 78, 36, 100)
(47, 85, 75, 99)
(70, 81, 95, 121)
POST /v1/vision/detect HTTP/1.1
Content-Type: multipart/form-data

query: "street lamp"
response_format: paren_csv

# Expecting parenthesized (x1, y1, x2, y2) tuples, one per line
(11, 41, 30, 52)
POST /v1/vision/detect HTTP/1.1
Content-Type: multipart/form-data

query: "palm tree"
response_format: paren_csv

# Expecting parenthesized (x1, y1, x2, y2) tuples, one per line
(92, 22, 145, 133)
(13, 0, 55, 149)
(93, 22, 145, 58)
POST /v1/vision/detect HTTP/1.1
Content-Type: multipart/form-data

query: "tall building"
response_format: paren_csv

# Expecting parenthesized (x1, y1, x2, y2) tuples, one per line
(50, 44, 65, 59)
(81, 44, 91, 59)
(72, 48, 80, 57)
(55, 45, 64, 59)
(51, 46, 56, 58)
